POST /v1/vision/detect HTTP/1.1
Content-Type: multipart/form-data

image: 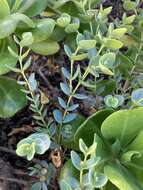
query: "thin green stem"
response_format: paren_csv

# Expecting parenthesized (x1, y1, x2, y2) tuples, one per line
(19, 47, 47, 128)
(80, 155, 87, 188)
(58, 44, 104, 143)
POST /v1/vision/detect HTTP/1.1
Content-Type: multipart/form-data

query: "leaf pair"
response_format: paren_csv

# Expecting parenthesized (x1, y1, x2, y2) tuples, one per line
(16, 133, 51, 160)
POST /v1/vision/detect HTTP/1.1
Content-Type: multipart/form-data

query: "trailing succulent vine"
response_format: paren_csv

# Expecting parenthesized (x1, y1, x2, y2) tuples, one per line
(1, 0, 143, 190)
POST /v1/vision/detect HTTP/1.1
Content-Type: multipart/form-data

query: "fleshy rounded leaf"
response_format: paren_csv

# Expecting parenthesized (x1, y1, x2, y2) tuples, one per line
(99, 53, 116, 69)
(16, 133, 51, 160)
(57, 13, 71, 27)
(30, 40, 60, 55)
(0, 37, 18, 75)
(101, 108, 143, 147)
(131, 88, 143, 106)
(104, 39, 123, 49)
(0, 76, 27, 118)
(104, 163, 142, 190)
(0, 0, 10, 19)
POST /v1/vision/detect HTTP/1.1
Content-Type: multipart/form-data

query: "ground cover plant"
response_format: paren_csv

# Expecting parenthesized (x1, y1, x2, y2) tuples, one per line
(1, 0, 143, 189)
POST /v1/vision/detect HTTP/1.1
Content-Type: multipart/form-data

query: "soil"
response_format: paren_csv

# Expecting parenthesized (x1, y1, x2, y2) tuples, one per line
(0, 1, 124, 189)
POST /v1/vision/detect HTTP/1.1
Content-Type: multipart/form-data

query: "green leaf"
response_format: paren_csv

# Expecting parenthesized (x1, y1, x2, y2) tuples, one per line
(131, 88, 143, 106)
(64, 44, 72, 57)
(123, 15, 136, 25)
(19, 0, 48, 17)
(64, 177, 80, 189)
(116, 54, 133, 79)
(16, 143, 36, 161)
(20, 32, 34, 47)
(0, 37, 18, 75)
(60, 180, 72, 190)
(32, 18, 56, 43)
(123, 0, 137, 11)
(0, 16, 17, 39)
(99, 52, 116, 69)
(96, 79, 116, 96)
(0, 0, 10, 19)
(0, 13, 34, 39)
(63, 113, 77, 123)
(71, 151, 81, 171)
(71, 53, 87, 61)
(75, 109, 114, 146)
(101, 108, 143, 147)
(28, 73, 37, 92)
(52, 0, 82, 16)
(0, 76, 27, 118)
(95, 173, 108, 188)
(102, 6, 112, 15)
(124, 130, 143, 168)
(128, 130, 143, 152)
(104, 163, 142, 190)
(50, 26, 66, 42)
(30, 133, 51, 154)
(104, 39, 123, 49)
(99, 64, 114, 76)
(60, 160, 79, 181)
(65, 18, 80, 33)
(106, 183, 119, 190)
(79, 139, 88, 155)
(104, 95, 119, 108)
(121, 150, 141, 163)
(57, 13, 71, 27)
(81, 157, 100, 170)
(78, 40, 96, 50)
(111, 28, 127, 38)
(89, 170, 108, 188)
(60, 82, 70, 95)
(30, 40, 60, 55)
(16, 133, 51, 160)
(53, 109, 63, 124)
(11, 13, 35, 28)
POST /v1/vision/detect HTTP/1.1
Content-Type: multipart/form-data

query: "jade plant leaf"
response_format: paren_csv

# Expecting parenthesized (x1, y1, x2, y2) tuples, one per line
(104, 39, 123, 49)
(13, 0, 48, 17)
(101, 108, 143, 147)
(57, 13, 71, 27)
(105, 182, 118, 190)
(31, 18, 56, 43)
(104, 163, 142, 190)
(0, 15, 17, 39)
(20, 0, 48, 17)
(0, 76, 27, 118)
(72, 108, 143, 189)
(52, 0, 83, 16)
(75, 109, 114, 146)
(0, 37, 18, 75)
(30, 40, 60, 55)
(0, 13, 34, 40)
(99, 52, 116, 69)
(0, 0, 10, 19)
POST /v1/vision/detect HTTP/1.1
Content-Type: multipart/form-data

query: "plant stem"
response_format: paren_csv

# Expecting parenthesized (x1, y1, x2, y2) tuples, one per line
(19, 47, 47, 128)
(80, 155, 87, 188)
(58, 45, 104, 143)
